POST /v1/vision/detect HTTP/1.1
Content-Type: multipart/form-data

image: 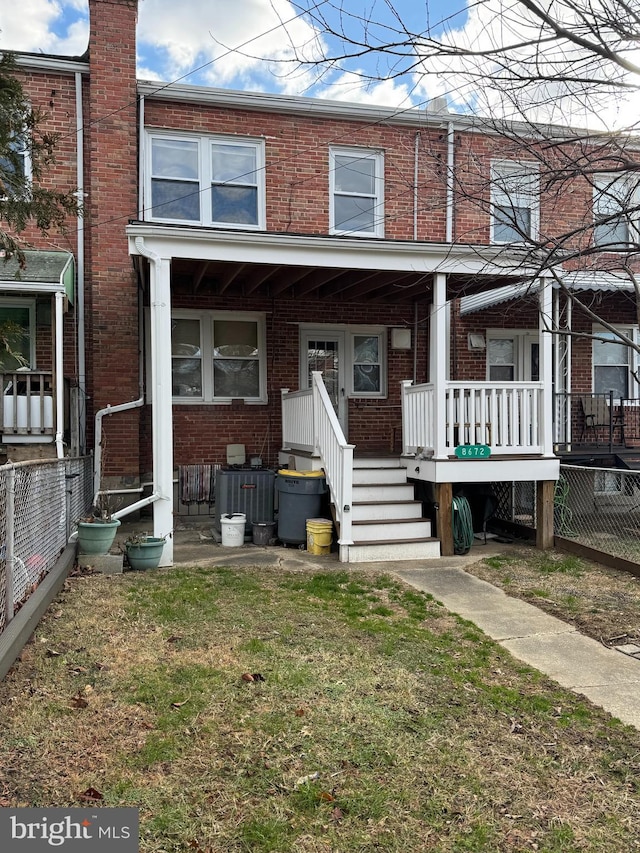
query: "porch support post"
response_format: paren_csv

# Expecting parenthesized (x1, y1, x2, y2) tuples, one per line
(431, 272, 448, 460)
(54, 291, 65, 459)
(539, 275, 554, 457)
(536, 480, 555, 549)
(148, 252, 174, 566)
(435, 482, 454, 556)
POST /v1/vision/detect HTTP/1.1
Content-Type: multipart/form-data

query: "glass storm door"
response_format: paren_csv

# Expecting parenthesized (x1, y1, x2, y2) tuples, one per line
(301, 330, 348, 436)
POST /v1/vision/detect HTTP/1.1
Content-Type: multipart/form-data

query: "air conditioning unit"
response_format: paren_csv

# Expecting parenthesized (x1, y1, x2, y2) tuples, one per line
(214, 468, 276, 536)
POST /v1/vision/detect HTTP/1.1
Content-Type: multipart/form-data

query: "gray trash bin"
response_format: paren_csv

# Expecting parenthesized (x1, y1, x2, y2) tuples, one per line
(276, 469, 327, 545)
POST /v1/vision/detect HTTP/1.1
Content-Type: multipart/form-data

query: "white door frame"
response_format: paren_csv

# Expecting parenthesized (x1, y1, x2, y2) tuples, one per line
(300, 327, 348, 436)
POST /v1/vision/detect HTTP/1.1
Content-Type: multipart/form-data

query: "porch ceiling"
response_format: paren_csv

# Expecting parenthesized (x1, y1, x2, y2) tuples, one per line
(153, 258, 524, 304)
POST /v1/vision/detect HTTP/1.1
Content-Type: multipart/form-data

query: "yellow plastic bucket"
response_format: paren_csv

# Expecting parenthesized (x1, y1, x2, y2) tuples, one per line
(306, 518, 333, 555)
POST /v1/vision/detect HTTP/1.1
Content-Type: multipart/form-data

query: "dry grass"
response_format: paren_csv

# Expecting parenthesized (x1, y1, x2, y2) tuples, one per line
(466, 544, 640, 644)
(1, 562, 640, 852)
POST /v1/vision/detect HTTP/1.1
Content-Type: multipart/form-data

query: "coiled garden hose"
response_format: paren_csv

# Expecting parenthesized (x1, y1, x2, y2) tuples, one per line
(452, 495, 475, 555)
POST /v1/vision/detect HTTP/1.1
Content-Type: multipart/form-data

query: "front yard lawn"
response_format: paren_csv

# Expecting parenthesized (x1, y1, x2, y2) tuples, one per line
(1, 563, 640, 852)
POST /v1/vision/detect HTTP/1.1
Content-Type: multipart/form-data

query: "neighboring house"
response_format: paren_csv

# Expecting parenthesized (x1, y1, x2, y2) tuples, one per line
(11, 0, 639, 564)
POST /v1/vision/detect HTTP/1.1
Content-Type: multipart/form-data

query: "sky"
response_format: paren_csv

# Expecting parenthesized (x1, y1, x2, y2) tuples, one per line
(0, 0, 638, 129)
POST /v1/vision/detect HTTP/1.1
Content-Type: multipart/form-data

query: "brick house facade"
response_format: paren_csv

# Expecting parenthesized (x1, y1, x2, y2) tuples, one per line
(5, 0, 637, 559)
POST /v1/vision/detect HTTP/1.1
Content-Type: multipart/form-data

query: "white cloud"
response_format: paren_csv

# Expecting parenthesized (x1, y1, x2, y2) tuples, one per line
(137, 0, 325, 92)
(314, 69, 415, 109)
(0, 0, 88, 55)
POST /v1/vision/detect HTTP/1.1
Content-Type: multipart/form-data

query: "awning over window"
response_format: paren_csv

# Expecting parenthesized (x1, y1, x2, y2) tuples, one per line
(0, 250, 75, 303)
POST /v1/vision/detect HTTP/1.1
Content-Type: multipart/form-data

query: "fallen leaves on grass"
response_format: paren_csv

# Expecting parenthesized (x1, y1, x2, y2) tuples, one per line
(77, 787, 103, 802)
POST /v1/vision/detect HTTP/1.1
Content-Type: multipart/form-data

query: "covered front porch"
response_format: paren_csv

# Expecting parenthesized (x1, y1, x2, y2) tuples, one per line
(0, 250, 76, 461)
(127, 224, 560, 564)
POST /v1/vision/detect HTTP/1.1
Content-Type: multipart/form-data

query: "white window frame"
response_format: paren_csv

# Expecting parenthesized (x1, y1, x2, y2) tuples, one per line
(169, 309, 267, 404)
(490, 160, 539, 244)
(145, 130, 266, 229)
(0, 298, 36, 370)
(349, 328, 387, 398)
(593, 173, 637, 249)
(486, 330, 538, 382)
(329, 147, 384, 238)
(0, 131, 32, 201)
(591, 325, 637, 401)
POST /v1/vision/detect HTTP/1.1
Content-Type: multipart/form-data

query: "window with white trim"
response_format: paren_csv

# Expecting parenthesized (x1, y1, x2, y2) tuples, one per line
(147, 132, 265, 228)
(0, 132, 31, 200)
(592, 326, 636, 400)
(593, 174, 637, 248)
(486, 330, 539, 382)
(330, 147, 384, 237)
(491, 160, 539, 243)
(171, 311, 267, 402)
(0, 299, 35, 371)
(351, 332, 385, 396)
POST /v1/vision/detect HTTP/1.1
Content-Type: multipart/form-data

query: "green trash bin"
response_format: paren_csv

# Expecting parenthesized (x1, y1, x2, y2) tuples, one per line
(276, 469, 327, 545)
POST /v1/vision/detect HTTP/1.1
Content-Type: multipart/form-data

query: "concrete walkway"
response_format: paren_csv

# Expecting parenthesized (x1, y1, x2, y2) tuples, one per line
(397, 559, 640, 730)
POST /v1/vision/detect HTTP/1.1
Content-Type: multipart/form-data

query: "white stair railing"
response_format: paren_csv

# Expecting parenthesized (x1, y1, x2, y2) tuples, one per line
(311, 372, 354, 558)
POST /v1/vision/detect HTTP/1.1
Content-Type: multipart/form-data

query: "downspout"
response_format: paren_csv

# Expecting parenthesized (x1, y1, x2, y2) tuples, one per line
(92, 283, 149, 514)
(74, 71, 86, 454)
(138, 95, 145, 217)
(413, 131, 420, 241)
(54, 291, 65, 459)
(446, 122, 454, 243)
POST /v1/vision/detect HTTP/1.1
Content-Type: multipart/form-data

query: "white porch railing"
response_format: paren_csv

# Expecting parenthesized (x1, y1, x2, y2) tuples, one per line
(402, 380, 546, 457)
(1, 371, 55, 439)
(281, 372, 354, 556)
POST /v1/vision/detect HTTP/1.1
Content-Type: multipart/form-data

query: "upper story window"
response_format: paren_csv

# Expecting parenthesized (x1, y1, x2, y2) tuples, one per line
(0, 133, 31, 200)
(490, 160, 539, 243)
(147, 132, 265, 229)
(171, 310, 267, 403)
(330, 147, 384, 237)
(593, 174, 636, 249)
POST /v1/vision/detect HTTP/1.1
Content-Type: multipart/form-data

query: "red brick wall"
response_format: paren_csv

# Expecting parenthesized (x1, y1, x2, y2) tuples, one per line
(139, 292, 430, 474)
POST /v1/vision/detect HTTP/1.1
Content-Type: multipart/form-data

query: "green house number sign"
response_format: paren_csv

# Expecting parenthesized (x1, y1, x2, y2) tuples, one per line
(455, 444, 491, 459)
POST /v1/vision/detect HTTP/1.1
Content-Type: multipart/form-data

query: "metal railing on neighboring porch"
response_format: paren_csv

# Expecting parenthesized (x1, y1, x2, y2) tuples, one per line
(1, 371, 55, 438)
(281, 372, 354, 556)
(402, 380, 547, 456)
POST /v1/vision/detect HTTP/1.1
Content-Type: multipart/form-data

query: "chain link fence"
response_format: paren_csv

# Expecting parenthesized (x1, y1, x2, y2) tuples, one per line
(0, 456, 93, 633)
(490, 465, 640, 565)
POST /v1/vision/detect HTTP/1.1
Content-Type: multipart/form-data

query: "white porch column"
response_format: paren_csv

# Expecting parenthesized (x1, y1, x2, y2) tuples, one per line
(54, 290, 65, 459)
(148, 251, 174, 565)
(431, 272, 448, 459)
(539, 275, 554, 457)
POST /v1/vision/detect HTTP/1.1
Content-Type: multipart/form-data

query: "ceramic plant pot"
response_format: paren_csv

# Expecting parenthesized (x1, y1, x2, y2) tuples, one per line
(77, 518, 121, 555)
(125, 536, 165, 570)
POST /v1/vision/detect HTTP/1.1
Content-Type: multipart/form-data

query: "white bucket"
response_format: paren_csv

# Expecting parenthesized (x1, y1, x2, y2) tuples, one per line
(220, 513, 247, 547)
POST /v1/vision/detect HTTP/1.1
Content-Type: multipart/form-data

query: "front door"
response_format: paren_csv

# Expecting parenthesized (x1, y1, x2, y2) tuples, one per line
(300, 329, 348, 436)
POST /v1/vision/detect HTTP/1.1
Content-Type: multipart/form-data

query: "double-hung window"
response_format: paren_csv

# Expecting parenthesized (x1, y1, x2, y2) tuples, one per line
(171, 311, 266, 403)
(592, 327, 636, 400)
(491, 160, 539, 243)
(148, 132, 265, 228)
(0, 132, 31, 200)
(593, 174, 636, 249)
(330, 147, 384, 237)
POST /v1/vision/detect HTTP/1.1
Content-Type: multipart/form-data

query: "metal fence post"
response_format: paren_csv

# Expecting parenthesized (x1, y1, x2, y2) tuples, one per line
(5, 464, 15, 624)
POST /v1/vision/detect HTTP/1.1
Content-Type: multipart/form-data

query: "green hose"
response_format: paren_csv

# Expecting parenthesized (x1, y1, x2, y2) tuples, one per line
(452, 495, 475, 555)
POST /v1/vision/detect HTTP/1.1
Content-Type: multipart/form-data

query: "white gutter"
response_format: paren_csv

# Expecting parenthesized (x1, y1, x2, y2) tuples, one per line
(75, 70, 87, 454)
(446, 122, 454, 243)
(413, 131, 420, 242)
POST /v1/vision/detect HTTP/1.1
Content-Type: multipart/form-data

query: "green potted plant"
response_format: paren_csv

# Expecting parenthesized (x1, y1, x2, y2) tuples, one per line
(124, 531, 166, 571)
